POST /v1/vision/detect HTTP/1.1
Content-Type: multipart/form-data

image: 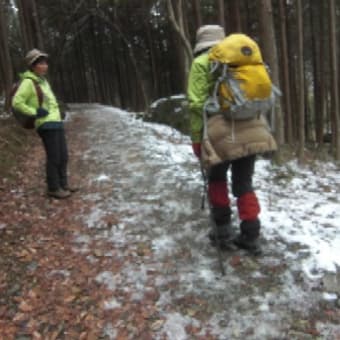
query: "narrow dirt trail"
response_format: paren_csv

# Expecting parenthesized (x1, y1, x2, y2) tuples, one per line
(0, 104, 339, 339)
(70, 104, 339, 339)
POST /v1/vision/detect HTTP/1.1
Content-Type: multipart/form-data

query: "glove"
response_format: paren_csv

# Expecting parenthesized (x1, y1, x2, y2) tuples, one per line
(36, 107, 49, 118)
(192, 143, 201, 159)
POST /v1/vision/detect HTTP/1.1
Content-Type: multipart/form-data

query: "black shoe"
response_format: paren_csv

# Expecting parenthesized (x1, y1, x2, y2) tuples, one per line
(208, 224, 234, 249)
(233, 234, 262, 256)
(47, 189, 71, 199)
(62, 185, 79, 193)
(211, 206, 232, 226)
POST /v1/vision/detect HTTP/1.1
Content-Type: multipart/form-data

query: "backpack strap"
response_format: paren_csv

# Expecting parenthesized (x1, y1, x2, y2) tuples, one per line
(24, 77, 44, 108)
(31, 80, 44, 108)
(203, 62, 225, 115)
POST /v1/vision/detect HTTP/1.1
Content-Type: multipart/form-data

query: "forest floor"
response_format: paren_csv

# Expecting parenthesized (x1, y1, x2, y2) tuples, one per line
(0, 104, 339, 340)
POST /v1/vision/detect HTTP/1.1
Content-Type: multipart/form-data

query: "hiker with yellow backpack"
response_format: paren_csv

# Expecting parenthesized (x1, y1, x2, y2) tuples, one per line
(187, 25, 277, 255)
(12, 49, 78, 199)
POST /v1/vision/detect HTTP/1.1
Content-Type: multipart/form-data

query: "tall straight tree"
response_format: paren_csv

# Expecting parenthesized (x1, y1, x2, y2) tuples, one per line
(0, 0, 13, 111)
(227, 1, 242, 33)
(217, 0, 225, 30)
(257, 0, 284, 146)
(328, 0, 340, 159)
(312, 2, 326, 146)
(192, 0, 202, 28)
(166, 0, 193, 90)
(16, 0, 44, 51)
(296, 0, 305, 161)
(278, 0, 293, 144)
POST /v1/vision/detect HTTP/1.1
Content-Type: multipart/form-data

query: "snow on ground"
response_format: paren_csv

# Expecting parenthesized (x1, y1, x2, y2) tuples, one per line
(70, 104, 340, 339)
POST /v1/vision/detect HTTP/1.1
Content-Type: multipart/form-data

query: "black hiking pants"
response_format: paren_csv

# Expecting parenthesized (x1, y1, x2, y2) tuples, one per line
(208, 154, 256, 198)
(208, 155, 260, 227)
(38, 129, 68, 191)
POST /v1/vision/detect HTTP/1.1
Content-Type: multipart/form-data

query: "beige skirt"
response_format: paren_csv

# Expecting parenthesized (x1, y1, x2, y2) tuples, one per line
(202, 114, 277, 168)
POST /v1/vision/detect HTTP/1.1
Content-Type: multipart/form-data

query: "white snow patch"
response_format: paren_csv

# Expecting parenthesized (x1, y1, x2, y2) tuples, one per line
(322, 292, 338, 301)
(95, 271, 118, 291)
(94, 174, 110, 182)
(152, 236, 176, 256)
(85, 207, 106, 229)
(162, 312, 193, 340)
(103, 297, 121, 310)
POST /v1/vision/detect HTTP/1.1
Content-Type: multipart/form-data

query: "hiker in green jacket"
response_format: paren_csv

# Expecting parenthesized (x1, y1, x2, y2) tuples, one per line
(187, 26, 277, 254)
(12, 49, 78, 199)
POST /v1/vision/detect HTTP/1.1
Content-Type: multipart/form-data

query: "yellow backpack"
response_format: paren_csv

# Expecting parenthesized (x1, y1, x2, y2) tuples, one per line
(205, 33, 280, 120)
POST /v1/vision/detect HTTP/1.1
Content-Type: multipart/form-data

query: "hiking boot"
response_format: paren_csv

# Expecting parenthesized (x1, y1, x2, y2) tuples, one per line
(233, 234, 262, 255)
(208, 223, 234, 249)
(47, 189, 71, 199)
(211, 206, 231, 226)
(62, 185, 79, 193)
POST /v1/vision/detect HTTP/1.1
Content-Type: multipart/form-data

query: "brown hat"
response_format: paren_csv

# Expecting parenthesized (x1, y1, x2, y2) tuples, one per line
(193, 25, 225, 54)
(25, 49, 48, 66)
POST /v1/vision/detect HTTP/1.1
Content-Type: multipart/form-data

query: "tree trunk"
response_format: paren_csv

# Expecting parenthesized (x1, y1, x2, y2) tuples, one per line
(16, 0, 44, 50)
(228, 1, 242, 32)
(192, 0, 202, 29)
(166, 0, 193, 78)
(0, 0, 14, 112)
(218, 0, 225, 30)
(328, 0, 340, 159)
(315, 2, 326, 146)
(31, 0, 44, 49)
(278, 0, 293, 145)
(257, 0, 284, 146)
(296, 0, 305, 161)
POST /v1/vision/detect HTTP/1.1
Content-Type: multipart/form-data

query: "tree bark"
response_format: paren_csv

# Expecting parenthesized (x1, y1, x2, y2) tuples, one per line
(278, 0, 293, 144)
(313, 2, 326, 146)
(166, 0, 193, 66)
(192, 0, 202, 29)
(257, 0, 284, 146)
(16, 0, 44, 50)
(0, 0, 14, 112)
(328, 0, 340, 159)
(296, 0, 305, 161)
(218, 0, 225, 30)
(229, 1, 242, 32)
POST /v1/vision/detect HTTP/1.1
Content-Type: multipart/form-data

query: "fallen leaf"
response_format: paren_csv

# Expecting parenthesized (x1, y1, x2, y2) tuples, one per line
(230, 255, 242, 267)
(18, 300, 33, 312)
(151, 319, 164, 331)
(33, 331, 42, 339)
(13, 312, 29, 322)
(64, 295, 76, 303)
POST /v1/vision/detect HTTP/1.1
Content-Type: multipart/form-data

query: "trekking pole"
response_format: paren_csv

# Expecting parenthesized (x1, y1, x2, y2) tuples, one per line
(200, 163, 225, 276)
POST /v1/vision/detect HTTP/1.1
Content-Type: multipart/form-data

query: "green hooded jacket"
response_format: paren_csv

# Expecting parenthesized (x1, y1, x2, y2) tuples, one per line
(187, 53, 214, 143)
(12, 70, 62, 130)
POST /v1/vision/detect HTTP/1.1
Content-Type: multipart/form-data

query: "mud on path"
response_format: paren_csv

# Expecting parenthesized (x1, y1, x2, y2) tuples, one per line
(0, 104, 339, 339)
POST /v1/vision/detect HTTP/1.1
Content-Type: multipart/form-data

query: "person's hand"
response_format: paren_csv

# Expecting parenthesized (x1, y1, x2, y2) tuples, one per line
(36, 108, 49, 118)
(192, 142, 201, 159)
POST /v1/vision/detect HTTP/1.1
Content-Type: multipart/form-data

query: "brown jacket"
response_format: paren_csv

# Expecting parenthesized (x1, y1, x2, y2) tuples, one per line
(201, 114, 277, 168)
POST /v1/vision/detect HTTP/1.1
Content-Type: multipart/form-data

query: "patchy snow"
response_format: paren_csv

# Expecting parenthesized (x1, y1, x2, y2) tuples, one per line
(94, 174, 110, 182)
(103, 297, 122, 310)
(95, 271, 118, 291)
(162, 312, 193, 340)
(150, 94, 186, 109)
(323, 293, 338, 301)
(70, 104, 340, 339)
